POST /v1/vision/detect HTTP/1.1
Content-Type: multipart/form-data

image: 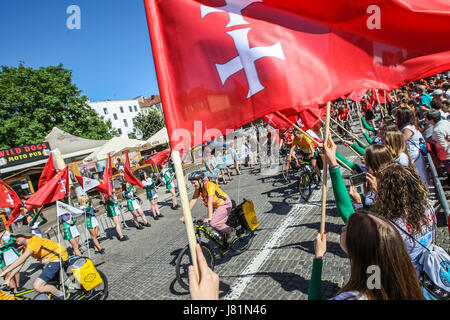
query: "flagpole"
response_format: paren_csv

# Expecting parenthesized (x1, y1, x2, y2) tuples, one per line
(383, 90, 388, 114)
(171, 150, 199, 282)
(56, 217, 66, 300)
(318, 119, 363, 157)
(84, 210, 91, 260)
(355, 102, 365, 132)
(326, 117, 367, 148)
(320, 102, 331, 236)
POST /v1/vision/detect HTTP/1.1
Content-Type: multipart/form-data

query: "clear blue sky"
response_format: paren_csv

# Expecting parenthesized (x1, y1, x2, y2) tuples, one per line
(0, 0, 160, 102)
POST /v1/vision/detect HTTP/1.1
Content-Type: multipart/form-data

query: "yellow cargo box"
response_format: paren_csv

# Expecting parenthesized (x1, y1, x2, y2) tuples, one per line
(72, 258, 103, 291)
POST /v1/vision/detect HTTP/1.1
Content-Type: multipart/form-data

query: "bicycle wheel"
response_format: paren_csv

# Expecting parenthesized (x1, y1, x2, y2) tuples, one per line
(298, 171, 312, 201)
(175, 242, 215, 291)
(230, 231, 254, 255)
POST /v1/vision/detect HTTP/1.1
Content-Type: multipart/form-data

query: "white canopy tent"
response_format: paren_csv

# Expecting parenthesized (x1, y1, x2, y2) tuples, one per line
(146, 127, 169, 148)
(83, 136, 148, 163)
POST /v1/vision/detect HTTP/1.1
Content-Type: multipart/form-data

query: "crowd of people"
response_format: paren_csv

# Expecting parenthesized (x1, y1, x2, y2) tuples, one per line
(188, 72, 450, 300)
(0, 73, 449, 300)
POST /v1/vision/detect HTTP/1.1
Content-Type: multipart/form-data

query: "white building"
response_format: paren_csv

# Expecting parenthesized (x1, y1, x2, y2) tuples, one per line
(88, 99, 142, 137)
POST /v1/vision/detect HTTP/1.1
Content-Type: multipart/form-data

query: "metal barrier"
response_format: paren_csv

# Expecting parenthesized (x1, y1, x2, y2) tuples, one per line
(427, 152, 449, 225)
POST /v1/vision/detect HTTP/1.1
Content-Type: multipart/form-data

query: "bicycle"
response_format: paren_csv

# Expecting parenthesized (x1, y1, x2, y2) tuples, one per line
(0, 256, 108, 300)
(297, 158, 320, 201)
(175, 200, 256, 291)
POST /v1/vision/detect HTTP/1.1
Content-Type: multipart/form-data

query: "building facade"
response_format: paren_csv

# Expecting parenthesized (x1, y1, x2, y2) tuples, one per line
(88, 96, 163, 137)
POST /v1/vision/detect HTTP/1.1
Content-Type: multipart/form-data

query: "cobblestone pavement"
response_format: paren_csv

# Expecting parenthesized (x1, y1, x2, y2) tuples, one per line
(19, 120, 449, 300)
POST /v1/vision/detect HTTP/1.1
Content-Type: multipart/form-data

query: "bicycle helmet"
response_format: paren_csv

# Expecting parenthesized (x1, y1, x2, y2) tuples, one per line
(188, 171, 205, 181)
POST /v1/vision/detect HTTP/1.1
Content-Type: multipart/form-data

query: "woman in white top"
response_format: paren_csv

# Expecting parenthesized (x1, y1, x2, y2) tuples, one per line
(395, 107, 431, 187)
(382, 126, 414, 168)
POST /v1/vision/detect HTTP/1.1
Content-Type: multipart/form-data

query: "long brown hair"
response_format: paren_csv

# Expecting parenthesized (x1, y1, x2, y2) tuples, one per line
(339, 211, 424, 300)
(383, 129, 414, 170)
(364, 144, 394, 175)
(375, 163, 430, 235)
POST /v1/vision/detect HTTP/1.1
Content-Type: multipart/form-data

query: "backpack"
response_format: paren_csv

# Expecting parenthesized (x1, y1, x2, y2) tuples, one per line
(391, 220, 450, 300)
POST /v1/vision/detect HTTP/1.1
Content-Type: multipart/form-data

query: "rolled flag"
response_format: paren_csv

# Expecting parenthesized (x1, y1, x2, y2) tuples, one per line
(75, 175, 100, 192)
(144, 149, 171, 166)
(56, 200, 84, 218)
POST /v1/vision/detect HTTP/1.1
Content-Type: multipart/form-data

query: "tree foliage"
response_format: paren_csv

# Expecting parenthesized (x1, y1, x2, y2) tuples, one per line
(0, 63, 117, 149)
(130, 109, 165, 140)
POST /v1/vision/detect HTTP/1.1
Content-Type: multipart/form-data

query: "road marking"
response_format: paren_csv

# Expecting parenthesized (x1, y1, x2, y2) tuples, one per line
(224, 154, 358, 300)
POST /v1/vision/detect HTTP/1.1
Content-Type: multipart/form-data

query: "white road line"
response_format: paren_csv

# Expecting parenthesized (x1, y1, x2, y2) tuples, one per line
(224, 154, 358, 300)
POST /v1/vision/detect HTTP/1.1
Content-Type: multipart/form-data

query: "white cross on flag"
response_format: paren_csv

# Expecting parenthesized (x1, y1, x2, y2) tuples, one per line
(56, 201, 84, 218)
(144, 0, 450, 150)
(75, 175, 100, 192)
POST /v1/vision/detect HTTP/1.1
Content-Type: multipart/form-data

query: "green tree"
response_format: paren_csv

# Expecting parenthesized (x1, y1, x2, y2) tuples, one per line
(130, 109, 165, 140)
(0, 63, 117, 149)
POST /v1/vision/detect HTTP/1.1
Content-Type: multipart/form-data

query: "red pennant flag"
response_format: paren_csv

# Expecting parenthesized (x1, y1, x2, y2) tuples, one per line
(25, 166, 69, 210)
(124, 151, 144, 188)
(0, 180, 22, 227)
(96, 154, 113, 200)
(144, 149, 171, 166)
(38, 153, 58, 190)
(144, 0, 450, 150)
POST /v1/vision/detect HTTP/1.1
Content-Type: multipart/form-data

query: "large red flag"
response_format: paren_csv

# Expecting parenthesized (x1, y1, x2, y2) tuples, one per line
(144, 149, 171, 166)
(0, 180, 22, 227)
(38, 153, 58, 190)
(144, 0, 450, 150)
(262, 0, 450, 55)
(347, 89, 369, 102)
(25, 166, 69, 210)
(124, 151, 144, 189)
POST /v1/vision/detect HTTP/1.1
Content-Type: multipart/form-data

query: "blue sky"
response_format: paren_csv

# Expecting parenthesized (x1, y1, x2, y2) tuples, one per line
(0, 0, 159, 102)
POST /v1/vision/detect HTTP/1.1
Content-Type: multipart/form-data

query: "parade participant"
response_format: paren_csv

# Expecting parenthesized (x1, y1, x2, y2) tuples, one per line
(0, 226, 69, 300)
(183, 171, 234, 242)
(105, 191, 128, 241)
(25, 209, 47, 238)
(141, 172, 163, 220)
(361, 99, 376, 130)
(59, 212, 81, 257)
(122, 182, 151, 229)
(79, 196, 104, 254)
(0, 231, 21, 293)
(161, 163, 179, 210)
(290, 130, 322, 187)
(336, 103, 350, 136)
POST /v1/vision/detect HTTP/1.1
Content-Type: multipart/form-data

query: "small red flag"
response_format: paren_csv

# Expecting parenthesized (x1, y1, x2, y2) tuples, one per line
(96, 153, 113, 200)
(25, 166, 69, 210)
(124, 151, 144, 188)
(38, 153, 58, 190)
(0, 180, 22, 227)
(145, 149, 171, 166)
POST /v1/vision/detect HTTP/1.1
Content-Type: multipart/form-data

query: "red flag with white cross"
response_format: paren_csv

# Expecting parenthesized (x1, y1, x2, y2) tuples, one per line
(144, 0, 450, 150)
(0, 180, 22, 227)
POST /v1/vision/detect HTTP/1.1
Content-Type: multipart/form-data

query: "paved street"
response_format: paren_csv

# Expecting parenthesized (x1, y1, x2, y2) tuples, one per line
(19, 121, 450, 300)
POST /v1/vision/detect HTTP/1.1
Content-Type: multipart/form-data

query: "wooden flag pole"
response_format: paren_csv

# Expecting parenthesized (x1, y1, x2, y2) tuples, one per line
(319, 118, 367, 152)
(336, 157, 353, 172)
(327, 117, 367, 148)
(383, 90, 388, 114)
(320, 102, 331, 236)
(171, 150, 199, 282)
(355, 102, 365, 132)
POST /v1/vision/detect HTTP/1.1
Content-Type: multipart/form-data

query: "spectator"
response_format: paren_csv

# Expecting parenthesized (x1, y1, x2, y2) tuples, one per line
(227, 141, 241, 175)
(425, 109, 450, 182)
(374, 164, 436, 277)
(417, 85, 432, 112)
(0, 231, 21, 293)
(396, 107, 432, 187)
(382, 128, 414, 168)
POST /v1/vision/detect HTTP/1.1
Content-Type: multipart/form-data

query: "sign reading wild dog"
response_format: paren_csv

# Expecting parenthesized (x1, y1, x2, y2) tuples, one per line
(0, 142, 51, 169)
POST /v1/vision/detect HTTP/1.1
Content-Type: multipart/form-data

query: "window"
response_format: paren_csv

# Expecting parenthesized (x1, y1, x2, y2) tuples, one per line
(123, 119, 128, 127)
(113, 113, 118, 120)
(118, 128, 122, 135)
(103, 108, 108, 115)
(120, 106, 124, 113)
(134, 105, 138, 112)
(129, 106, 133, 112)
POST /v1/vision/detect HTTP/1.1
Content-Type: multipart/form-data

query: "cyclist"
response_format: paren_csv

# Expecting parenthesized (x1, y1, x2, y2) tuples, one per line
(0, 225, 69, 300)
(182, 171, 235, 242)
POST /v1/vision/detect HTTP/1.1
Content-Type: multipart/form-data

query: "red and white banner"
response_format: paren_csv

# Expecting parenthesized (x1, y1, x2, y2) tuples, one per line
(144, 0, 450, 150)
(0, 180, 22, 227)
(25, 166, 69, 210)
(75, 175, 100, 192)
